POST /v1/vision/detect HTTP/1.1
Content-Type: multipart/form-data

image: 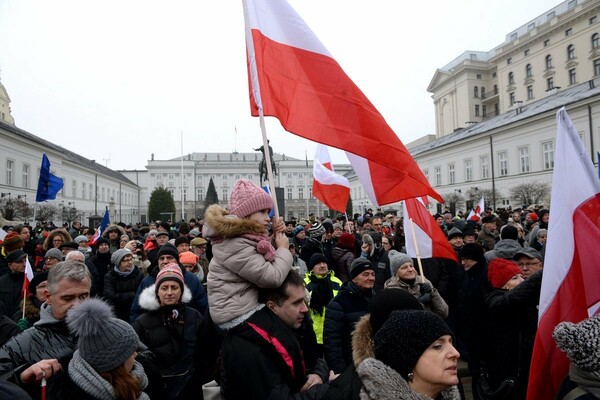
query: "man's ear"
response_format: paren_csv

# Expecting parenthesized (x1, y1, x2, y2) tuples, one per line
(266, 300, 276, 312)
(44, 288, 51, 304)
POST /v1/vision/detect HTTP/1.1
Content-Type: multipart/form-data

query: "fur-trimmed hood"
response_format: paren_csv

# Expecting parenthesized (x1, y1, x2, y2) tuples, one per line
(42, 228, 73, 251)
(352, 314, 375, 367)
(357, 357, 461, 400)
(202, 204, 267, 240)
(138, 283, 193, 311)
(102, 224, 127, 239)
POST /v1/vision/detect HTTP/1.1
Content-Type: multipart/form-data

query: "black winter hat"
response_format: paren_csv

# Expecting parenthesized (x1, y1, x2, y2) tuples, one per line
(308, 253, 328, 270)
(349, 258, 374, 279)
(369, 289, 423, 335)
(157, 244, 179, 261)
(374, 310, 453, 379)
(500, 225, 518, 240)
(459, 243, 485, 262)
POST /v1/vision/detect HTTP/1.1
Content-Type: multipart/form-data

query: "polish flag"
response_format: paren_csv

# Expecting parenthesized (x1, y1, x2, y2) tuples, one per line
(22, 258, 34, 296)
(403, 197, 458, 262)
(312, 145, 350, 213)
(527, 108, 600, 400)
(243, 0, 442, 204)
(89, 206, 110, 247)
(466, 197, 484, 221)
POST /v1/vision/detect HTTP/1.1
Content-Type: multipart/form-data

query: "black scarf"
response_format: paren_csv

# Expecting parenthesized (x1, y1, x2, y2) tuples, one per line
(308, 273, 334, 315)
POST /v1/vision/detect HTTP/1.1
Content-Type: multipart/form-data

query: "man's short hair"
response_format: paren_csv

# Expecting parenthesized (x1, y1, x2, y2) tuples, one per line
(47, 261, 92, 294)
(258, 272, 305, 306)
(64, 251, 85, 262)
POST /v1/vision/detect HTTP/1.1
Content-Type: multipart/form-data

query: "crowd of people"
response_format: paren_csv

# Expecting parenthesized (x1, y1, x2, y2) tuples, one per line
(0, 180, 598, 400)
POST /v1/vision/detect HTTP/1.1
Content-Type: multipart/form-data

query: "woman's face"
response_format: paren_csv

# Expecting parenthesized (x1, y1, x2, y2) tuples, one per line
(382, 237, 392, 251)
(20, 227, 30, 241)
(52, 235, 64, 248)
(396, 262, 416, 280)
(123, 351, 137, 372)
(118, 255, 134, 273)
(411, 335, 460, 396)
(503, 274, 524, 290)
(158, 281, 182, 306)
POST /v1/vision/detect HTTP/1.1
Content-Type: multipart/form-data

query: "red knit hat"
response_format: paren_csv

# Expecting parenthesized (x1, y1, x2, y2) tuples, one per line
(336, 233, 355, 252)
(528, 213, 539, 222)
(488, 258, 522, 289)
(228, 179, 273, 218)
(3, 231, 24, 253)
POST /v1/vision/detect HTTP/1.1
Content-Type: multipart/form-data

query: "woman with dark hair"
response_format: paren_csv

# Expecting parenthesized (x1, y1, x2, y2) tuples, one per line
(133, 264, 207, 399)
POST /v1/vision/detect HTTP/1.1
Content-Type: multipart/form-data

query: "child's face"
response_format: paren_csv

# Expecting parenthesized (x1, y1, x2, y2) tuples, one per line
(248, 209, 271, 228)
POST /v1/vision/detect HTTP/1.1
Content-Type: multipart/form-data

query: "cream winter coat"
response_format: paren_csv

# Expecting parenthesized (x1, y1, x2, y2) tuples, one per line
(203, 205, 292, 327)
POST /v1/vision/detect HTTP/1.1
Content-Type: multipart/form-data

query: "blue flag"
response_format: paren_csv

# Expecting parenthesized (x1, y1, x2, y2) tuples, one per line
(598, 152, 600, 180)
(90, 207, 110, 245)
(263, 185, 275, 218)
(36, 154, 64, 202)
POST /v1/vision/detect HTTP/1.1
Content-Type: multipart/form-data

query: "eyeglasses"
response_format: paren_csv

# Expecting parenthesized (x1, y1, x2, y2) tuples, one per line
(53, 239, 63, 243)
(517, 261, 541, 268)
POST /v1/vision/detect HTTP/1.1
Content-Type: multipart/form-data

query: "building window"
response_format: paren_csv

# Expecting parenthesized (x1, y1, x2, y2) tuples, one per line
(476, 74, 482, 79)
(82, 182, 86, 199)
(498, 151, 508, 176)
(567, 44, 576, 60)
(544, 39, 550, 47)
(494, 84, 498, 94)
(247, 174, 253, 180)
(197, 189, 203, 201)
(591, 16, 598, 25)
(524, 49, 530, 56)
(543, 141, 555, 169)
(547, 77, 554, 90)
(492, 72, 497, 78)
(448, 163, 455, 184)
(464, 160, 473, 181)
(309, 187, 313, 198)
(475, 105, 480, 117)
(6, 159, 13, 185)
(101, 187, 105, 201)
(298, 187, 304, 200)
(222, 188, 228, 201)
(527, 23, 535, 31)
(434, 166, 442, 186)
(507, 58, 512, 65)
(595, 59, 600, 76)
(527, 85, 534, 100)
(495, 103, 500, 116)
(287, 187, 292, 200)
(567, 0, 575, 9)
(423, 169, 429, 183)
(22, 164, 29, 188)
(89, 185, 93, 200)
(480, 156, 489, 179)
(508, 72, 515, 84)
(72, 180, 76, 198)
(482, 105, 487, 117)
(510, 33, 517, 41)
(474, 87, 479, 97)
(518, 147, 530, 173)
(565, 28, 572, 37)
(526, 64, 532, 77)
(481, 87, 486, 98)
(569, 68, 577, 85)
(510, 92, 516, 105)
(593, 33, 600, 49)
(545, 54, 553, 69)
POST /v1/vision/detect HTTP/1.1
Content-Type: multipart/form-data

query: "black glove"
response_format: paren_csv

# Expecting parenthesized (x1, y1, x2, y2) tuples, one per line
(419, 282, 432, 294)
(418, 293, 432, 305)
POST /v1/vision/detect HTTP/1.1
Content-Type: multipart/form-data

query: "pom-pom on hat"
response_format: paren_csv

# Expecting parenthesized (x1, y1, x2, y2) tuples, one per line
(228, 179, 273, 218)
(2, 231, 24, 253)
(66, 298, 139, 372)
(553, 315, 600, 373)
(110, 249, 132, 267)
(487, 258, 522, 289)
(388, 250, 413, 276)
(369, 289, 423, 335)
(374, 310, 453, 379)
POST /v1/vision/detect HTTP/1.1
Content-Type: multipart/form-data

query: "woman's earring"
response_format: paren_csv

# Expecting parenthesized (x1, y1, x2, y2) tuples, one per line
(407, 372, 414, 382)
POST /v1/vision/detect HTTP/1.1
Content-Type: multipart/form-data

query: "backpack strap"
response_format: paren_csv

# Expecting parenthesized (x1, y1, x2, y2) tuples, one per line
(563, 386, 588, 400)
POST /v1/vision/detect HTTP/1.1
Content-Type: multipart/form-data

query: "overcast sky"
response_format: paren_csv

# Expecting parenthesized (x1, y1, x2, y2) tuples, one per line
(0, 0, 558, 170)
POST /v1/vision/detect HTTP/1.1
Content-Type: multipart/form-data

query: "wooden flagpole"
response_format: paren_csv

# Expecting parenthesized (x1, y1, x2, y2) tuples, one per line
(258, 110, 279, 220)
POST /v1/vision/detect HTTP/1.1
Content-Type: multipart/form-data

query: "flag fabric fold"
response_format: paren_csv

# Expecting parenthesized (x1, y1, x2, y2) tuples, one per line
(243, 0, 441, 204)
(466, 197, 485, 221)
(89, 207, 110, 246)
(403, 198, 458, 262)
(527, 108, 600, 400)
(36, 154, 64, 202)
(312, 145, 350, 213)
(21, 258, 34, 296)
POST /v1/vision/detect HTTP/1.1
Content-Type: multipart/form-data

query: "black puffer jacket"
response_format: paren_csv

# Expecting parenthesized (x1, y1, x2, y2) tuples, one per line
(323, 281, 373, 374)
(0, 271, 24, 317)
(85, 252, 111, 296)
(330, 247, 354, 284)
(103, 267, 144, 321)
(132, 285, 208, 399)
(0, 303, 76, 399)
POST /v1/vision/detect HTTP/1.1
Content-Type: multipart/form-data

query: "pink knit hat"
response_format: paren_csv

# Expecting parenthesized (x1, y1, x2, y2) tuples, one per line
(228, 179, 273, 218)
(155, 263, 185, 296)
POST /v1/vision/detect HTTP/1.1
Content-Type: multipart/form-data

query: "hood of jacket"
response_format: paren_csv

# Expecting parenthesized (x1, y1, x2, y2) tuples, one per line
(357, 357, 461, 400)
(42, 228, 73, 251)
(138, 283, 193, 311)
(202, 204, 267, 240)
(102, 224, 127, 239)
(352, 314, 375, 367)
(331, 246, 351, 263)
(493, 239, 522, 259)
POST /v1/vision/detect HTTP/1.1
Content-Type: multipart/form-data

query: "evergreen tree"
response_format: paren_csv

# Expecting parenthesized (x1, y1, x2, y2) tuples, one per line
(205, 178, 219, 209)
(148, 187, 176, 221)
(346, 196, 353, 217)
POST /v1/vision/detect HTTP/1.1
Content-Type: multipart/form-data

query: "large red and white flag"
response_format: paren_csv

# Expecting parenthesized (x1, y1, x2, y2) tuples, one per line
(312, 145, 350, 212)
(21, 258, 34, 296)
(243, 0, 442, 204)
(527, 108, 600, 400)
(403, 198, 458, 262)
(466, 197, 484, 221)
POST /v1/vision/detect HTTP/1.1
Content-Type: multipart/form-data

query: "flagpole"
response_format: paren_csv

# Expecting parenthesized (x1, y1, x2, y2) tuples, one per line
(408, 217, 426, 283)
(32, 203, 38, 225)
(258, 110, 280, 220)
(21, 290, 27, 320)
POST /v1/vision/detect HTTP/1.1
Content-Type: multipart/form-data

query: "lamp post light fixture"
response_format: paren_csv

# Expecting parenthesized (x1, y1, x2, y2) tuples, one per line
(1, 192, 11, 198)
